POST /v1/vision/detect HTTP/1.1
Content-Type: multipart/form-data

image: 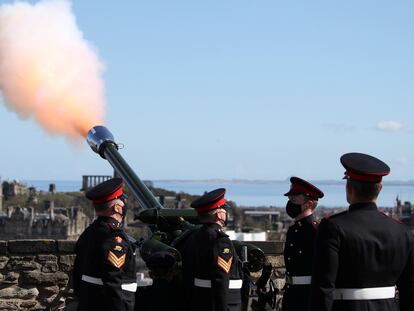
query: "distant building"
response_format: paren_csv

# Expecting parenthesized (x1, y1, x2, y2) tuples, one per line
(0, 202, 89, 240)
(395, 197, 413, 229)
(2, 180, 29, 199)
(244, 210, 281, 231)
(156, 194, 190, 209)
(81, 175, 113, 191)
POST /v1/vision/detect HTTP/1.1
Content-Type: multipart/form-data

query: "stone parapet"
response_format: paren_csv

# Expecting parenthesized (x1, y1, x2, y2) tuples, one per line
(0, 240, 285, 311)
(0, 240, 76, 311)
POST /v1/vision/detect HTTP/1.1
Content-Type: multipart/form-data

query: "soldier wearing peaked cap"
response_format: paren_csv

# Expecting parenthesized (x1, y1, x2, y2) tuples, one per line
(282, 177, 324, 311)
(73, 178, 137, 311)
(180, 188, 243, 311)
(310, 153, 414, 311)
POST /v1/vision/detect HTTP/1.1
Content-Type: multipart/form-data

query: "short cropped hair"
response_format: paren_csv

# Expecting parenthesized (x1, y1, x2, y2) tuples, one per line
(348, 179, 381, 201)
(197, 210, 217, 223)
(93, 198, 122, 212)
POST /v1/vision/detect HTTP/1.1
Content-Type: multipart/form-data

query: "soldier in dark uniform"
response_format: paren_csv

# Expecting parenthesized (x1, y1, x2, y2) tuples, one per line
(135, 251, 181, 311)
(282, 177, 324, 311)
(181, 188, 243, 311)
(310, 152, 414, 311)
(73, 178, 137, 311)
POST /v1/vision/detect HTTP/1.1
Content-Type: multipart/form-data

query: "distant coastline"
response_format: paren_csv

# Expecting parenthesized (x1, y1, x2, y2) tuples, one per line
(15, 179, 414, 208)
(18, 178, 414, 185)
(153, 179, 414, 186)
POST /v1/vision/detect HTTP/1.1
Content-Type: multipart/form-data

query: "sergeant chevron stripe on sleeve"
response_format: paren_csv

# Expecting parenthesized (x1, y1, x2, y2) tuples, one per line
(107, 251, 126, 268)
(217, 256, 233, 273)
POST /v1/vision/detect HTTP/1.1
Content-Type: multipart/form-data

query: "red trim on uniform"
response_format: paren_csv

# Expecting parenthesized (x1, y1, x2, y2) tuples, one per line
(195, 198, 226, 212)
(291, 184, 319, 198)
(92, 187, 123, 204)
(346, 171, 383, 183)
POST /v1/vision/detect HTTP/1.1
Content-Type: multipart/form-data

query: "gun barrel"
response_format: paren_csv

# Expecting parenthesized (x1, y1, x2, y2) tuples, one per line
(86, 125, 163, 210)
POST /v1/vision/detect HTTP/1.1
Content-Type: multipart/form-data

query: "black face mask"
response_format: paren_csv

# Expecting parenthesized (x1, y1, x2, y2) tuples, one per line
(121, 205, 128, 221)
(119, 194, 128, 222)
(285, 201, 303, 219)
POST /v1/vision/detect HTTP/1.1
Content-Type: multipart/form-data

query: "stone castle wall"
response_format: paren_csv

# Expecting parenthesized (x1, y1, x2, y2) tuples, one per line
(0, 240, 77, 311)
(0, 240, 285, 311)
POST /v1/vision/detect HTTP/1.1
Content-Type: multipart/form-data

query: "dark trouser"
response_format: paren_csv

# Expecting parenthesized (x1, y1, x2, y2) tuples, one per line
(282, 285, 310, 311)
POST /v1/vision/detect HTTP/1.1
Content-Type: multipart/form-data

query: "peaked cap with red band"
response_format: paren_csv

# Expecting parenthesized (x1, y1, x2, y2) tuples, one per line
(191, 188, 227, 212)
(284, 177, 324, 200)
(340, 152, 390, 183)
(86, 178, 124, 205)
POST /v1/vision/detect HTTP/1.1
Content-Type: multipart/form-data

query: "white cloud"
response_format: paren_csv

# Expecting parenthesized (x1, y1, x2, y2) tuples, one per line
(376, 121, 403, 132)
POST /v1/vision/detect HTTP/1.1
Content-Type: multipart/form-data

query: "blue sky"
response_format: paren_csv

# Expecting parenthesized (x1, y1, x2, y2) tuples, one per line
(0, 0, 413, 181)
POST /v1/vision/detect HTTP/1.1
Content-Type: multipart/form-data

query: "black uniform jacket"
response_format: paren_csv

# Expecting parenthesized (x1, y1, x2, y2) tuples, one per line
(282, 214, 318, 311)
(181, 223, 242, 311)
(310, 203, 414, 311)
(135, 278, 183, 311)
(73, 216, 136, 311)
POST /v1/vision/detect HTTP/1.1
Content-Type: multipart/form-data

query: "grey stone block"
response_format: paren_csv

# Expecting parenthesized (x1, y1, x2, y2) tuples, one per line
(37, 255, 58, 273)
(0, 299, 20, 310)
(57, 240, 76, 253)
(0, 256, 9, 269)
(59, 255, 76, 272)
(0, 286, 39, 299)
(21, 270, 69, 286)
(40, 285, 60, 296)
(2, 272, 19, 285)
(6, 256, 40, 271)
(0, 241, 8, 255)
(8, 240, 57, 254)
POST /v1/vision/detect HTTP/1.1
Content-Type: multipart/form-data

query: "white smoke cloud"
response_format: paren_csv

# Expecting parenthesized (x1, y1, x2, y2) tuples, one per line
(0, 0, 106, 139)
(375, 121, 403, 132)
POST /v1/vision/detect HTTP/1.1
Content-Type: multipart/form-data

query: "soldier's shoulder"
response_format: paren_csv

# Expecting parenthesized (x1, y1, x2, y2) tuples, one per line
(379, 211, 403, 223)
(310, 219, 319, 229)
(202, 225, 229, 240)
(323, 210, 347, 221)
(217, 229, 229, 238)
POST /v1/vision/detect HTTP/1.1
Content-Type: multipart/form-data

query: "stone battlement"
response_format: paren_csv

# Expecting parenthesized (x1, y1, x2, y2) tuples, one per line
(0, 240, 285, 311)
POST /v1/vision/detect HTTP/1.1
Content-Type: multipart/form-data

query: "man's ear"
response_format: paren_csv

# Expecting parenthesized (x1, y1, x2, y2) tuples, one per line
(113, 203, 123, 214)
(346, 180, 352, 195)
(304, 200, 315, 210)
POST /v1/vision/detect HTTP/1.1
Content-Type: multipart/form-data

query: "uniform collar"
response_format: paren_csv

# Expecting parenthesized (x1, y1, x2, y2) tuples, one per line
(203, 223, 222, 230)
(349, 202, 377, 212)
(97, 216, 123, 229)
(295, 214, 315, 226)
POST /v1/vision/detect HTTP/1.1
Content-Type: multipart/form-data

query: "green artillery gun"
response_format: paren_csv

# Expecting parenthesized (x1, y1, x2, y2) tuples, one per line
(86, 125, 266, 272)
